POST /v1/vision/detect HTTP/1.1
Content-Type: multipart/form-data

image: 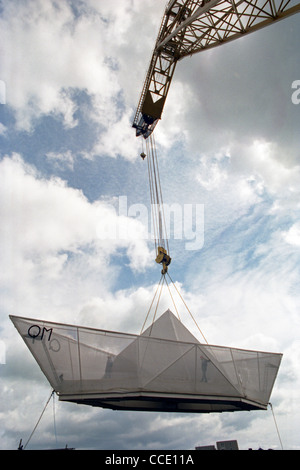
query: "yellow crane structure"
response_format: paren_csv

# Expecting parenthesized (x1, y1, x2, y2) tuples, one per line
(133, 0, 300, 139)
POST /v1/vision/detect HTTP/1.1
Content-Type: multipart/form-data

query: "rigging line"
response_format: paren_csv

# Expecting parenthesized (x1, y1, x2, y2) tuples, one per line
(23, 389, 55, 450)
(147, 133, 169, 252)
(139, 275, 165, 368)
(164, 274, 181, 321)
(148, 274, 165, 337)
(269, 402, 284, 450)
(53, 391, 58, 448)
(146, 138, 158, 252)
(140, 274, 164, 334)
(149, 135, 162, 246)
(150, 135, 163, 247)
(151, 134, 169, 255)
(166, 272, 209, 344)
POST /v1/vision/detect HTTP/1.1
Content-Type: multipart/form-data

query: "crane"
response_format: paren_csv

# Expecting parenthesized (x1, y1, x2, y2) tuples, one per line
(133, 0, 300, 275)
(133, 0, 300, 139)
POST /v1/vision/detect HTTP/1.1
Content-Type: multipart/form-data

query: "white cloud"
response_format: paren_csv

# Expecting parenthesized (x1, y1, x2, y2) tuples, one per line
(0, 123, 7, 135)
(228, 139, 300, 198)
(46, 150, 75, 170)
(0, 0, 165, 161)
(1, 1, 121, 130)
(0, 154, 153, 321)
(90, 108, 139, 161)
(196, 158, 228, 191)
(284, 223, 300, 247)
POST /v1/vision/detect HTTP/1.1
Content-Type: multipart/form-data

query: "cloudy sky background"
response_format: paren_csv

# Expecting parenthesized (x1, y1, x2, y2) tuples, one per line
(0, 0, 300, 450)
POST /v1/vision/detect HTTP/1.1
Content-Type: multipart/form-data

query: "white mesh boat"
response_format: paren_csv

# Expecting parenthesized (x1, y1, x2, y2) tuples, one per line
(10, 310, 282, 413)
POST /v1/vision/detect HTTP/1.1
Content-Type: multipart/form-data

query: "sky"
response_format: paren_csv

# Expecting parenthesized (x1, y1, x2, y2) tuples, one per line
(0, 0, 300, 451)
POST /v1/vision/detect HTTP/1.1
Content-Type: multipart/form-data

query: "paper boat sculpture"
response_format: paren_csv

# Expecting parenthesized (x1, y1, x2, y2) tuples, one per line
(10, 310, 282, 413)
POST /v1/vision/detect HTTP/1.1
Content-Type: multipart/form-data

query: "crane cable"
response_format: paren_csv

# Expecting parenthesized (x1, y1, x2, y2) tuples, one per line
(145, 134, 169, 253)
(144, 134, 171, 274)
(141, 133, 207, 344)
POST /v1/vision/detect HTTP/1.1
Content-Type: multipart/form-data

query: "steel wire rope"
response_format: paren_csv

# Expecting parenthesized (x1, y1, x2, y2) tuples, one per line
(53, 390, 58, 448)
(269, 402, 284, 450)
(140, 274, 164, 334)
(164, 274, 181, 321)
(139, 275, 165, 368)
(151, 134, 170, 254)
(150, 136, 162, 248)
(146, 138, 159, 253)
(145, 134, 170, 256)
(166, 272, 209, 344)
(23, 389, 55, 449)
(148, 274, 165, 337)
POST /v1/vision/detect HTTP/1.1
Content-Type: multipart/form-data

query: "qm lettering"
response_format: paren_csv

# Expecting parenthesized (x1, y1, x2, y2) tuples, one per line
(291, 80, 300, 105)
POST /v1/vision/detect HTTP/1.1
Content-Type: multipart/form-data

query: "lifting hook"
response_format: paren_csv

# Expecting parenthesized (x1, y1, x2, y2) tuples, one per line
(155, 246, 171, 275)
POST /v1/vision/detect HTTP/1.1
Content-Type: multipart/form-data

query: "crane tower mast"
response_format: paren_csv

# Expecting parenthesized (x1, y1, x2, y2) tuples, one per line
(132, 0, 300, 139)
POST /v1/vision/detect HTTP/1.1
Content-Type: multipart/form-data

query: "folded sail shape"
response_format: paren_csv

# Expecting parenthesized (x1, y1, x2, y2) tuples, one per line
(10, 310, 282, 413)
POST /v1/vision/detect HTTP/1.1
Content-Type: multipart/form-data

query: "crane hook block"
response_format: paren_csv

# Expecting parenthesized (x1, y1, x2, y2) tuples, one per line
(155, 246, 171, 274)
(140, 152, 146, 160)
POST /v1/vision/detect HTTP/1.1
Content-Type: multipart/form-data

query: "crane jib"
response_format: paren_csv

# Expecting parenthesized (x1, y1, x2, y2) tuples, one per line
(132, 0, 300, 139)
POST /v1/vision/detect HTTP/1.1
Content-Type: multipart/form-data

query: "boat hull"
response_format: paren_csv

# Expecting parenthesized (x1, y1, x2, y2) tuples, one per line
(10, 311, 282, 413)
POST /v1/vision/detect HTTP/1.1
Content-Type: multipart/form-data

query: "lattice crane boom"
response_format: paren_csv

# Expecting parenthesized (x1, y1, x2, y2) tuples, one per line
(133, 0, 300, 139)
